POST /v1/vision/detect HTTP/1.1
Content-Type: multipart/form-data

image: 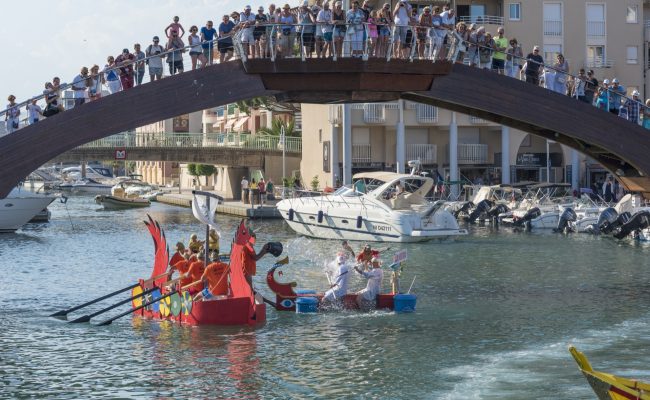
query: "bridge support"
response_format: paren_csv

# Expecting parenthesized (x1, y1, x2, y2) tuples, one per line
(449, 112, 459, 198)
(571, 149, 580, 191)
(396, 100, 405, 174)
(342, 104, 352, 185)
(501, 126, 510, 185)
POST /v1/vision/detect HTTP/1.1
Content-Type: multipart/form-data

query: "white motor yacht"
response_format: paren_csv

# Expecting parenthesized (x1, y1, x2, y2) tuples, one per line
(276, 172, 467, 242)
(0, 187, 56, 233)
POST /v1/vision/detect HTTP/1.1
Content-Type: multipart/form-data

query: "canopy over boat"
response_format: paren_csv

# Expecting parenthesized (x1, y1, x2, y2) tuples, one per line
(569, 346, 650, 400)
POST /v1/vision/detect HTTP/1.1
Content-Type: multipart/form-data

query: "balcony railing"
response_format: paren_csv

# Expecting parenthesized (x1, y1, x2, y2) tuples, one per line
(543, 20, 563, 36)
(79, 132, 302, 153)
(470, 116, 487, 124)
(416, 104, 438, 123)
(458, 15, 504, 25)
(585, 58, 615, 68)
(328, 105, 342, 125)
(586, 21, 606, 38)
(352, 144, 372, 163)
(458, 144, 488, 164)
(406, 144, 437, 164)
(351, 103, 400, 124)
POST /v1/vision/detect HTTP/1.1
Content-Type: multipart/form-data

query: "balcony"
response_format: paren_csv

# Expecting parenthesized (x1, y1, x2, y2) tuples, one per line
(415, 104, 438, 123)
(352, 144, 372, 163)
(351, 103, 399, 124)
(543, 20, 563, 36)
(586, 21, 606, 38)
(458, 15, 504, 26)
(328, 105, 342, 125)
(585, 58, 615, 68)
(407, 144, 437, 164)
(470, 116, 488, 124)
(446, 144, 489, 164)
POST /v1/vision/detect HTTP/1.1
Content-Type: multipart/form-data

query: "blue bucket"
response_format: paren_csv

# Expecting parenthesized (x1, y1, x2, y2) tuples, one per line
(393, 294, 417, 313)
(295, 289, 317, 295)
(295, 297, 319, 313)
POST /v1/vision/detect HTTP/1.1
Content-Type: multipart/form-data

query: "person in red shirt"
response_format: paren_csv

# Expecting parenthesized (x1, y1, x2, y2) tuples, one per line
(356, 244, 379, 269)
(194, 261, 229, 301)
(241, 233, 269, 288)
(115, 48, 135, 90)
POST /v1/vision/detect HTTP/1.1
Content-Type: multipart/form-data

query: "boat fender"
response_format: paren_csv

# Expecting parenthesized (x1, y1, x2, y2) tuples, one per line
(356, 216, 363, 229)
(288, 208, 294, 221)
(317, 210, 324, 223)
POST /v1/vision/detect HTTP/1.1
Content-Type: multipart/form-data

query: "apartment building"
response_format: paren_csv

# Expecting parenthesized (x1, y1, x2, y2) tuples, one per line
(300, 0, 648, 191)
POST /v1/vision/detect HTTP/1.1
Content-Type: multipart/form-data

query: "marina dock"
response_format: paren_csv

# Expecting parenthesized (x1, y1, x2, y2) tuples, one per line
(155, 192, 282, 219)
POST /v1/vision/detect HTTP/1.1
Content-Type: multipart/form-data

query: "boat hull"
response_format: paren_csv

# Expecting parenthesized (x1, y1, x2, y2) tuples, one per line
(136, 295, 266, 326)
(95, 195, 150, 209)
(0, 195, 55, 232)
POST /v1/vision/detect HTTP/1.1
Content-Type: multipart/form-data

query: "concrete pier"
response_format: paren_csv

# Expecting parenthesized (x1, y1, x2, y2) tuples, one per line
(156, 192, 282, 219)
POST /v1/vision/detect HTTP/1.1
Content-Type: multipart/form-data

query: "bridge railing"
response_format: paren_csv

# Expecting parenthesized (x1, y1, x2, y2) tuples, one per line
(77, 132, 301, 153)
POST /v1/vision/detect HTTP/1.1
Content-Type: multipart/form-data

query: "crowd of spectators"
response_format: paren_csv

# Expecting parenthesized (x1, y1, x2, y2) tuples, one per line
(4, 1, 650, 134)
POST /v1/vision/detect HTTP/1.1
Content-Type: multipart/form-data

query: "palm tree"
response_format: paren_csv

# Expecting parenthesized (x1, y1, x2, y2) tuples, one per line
(257, 118, 299, 137)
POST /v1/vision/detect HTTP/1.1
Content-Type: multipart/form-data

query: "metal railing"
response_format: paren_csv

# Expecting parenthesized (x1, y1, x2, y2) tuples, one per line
(586, 21, 606, 37)
(585, 58, 615, 68)
(457, 15, 505, 25)
(543, 20, 563, 36)
(458, 144, 488, 164)
(406, 144, 437, 164)
(79, 132, 302, 153)
(352, 144, 372, 162)
(470, 116, 488, 124)
(363, 103, 386, 123)
(415, 104, 438, 123)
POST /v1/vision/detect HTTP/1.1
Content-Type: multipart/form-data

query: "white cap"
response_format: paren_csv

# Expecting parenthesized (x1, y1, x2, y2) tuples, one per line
(633, 90, 640, 96)
(371, 257, 380, 263)
(612, 78, 619, 83)
(603, 79, 610, 85)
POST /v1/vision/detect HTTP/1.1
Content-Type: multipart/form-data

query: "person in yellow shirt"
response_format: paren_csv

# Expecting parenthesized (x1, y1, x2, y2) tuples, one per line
(208, 229, 220, 260)
(492, 26, 508, 75)
(188, 233, 204, 254)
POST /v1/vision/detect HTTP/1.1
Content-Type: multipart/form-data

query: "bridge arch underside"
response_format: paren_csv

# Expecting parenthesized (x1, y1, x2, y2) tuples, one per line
(1, 60, 649, 197)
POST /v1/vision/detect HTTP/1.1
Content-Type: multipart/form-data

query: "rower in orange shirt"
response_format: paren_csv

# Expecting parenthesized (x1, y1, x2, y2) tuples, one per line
(180, 255, 206, 294)
(194, 261, 229, 301)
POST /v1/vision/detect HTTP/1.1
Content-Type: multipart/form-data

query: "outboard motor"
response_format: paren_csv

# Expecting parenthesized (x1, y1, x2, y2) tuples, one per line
(554, 208, 577, 233)
(453, 201, 474, 220)
(613, 210, 650, 239)
(467, 200, 494, 224)
(594, 207, 618, 234)
(600, 209, 632, 235)
(513, 207, 541, 228)
(486, 204, 510, 226)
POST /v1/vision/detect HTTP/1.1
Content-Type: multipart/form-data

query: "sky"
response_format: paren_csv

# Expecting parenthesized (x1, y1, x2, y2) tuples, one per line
(1, 0, 254, 102)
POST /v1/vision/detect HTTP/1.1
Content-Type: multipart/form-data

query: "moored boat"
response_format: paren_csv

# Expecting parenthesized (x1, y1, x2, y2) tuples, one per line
(95, 184, 150, 209)
(0, 188, 56, 233)
(569, 346, 650, 400)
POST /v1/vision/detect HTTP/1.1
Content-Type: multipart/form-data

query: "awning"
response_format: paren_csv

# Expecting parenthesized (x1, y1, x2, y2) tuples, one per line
(233, 117, 250, 132)
(222, 118, 237, 131)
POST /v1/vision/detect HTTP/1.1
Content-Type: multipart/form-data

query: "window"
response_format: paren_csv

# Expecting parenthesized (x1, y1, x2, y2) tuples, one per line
(509, 3, 521, 21)
(586, 4, 605, 37)
(627, 46, 638, 64)
(543, 3, 563, 36)
(626, 5, 638, 23)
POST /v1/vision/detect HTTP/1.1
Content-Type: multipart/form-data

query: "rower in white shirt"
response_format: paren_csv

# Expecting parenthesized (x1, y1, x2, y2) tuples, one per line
(322, 255, 350, 305)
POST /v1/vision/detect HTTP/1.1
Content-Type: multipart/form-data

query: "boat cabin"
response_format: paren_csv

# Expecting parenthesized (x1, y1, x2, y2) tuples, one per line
(369, 175, 434, 210)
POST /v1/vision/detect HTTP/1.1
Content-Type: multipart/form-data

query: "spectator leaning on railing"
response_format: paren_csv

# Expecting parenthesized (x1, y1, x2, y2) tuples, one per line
(523, 45, 543, 85)
(5, 95, 20, 134)
(145, 36, 165, 81)
(71, 67, 89, 107)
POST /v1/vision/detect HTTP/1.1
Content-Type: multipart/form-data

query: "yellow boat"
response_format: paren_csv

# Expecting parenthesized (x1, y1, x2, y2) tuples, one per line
(569, 346, 650, 400)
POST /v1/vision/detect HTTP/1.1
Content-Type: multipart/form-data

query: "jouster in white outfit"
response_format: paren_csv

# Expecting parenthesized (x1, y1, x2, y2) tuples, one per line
(323, 257, 350, 302)
(357, 265, 384, 302)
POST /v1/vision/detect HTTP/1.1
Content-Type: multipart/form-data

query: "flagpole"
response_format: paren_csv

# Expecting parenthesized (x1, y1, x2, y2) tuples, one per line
(205, 195, 210, 263)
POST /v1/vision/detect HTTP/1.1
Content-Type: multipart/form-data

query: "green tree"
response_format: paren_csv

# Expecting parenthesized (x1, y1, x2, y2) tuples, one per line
(196, 164, 217, 185)
(310, 175, 320, 192)
(187, 163, 200, 185)
(258, 118, 299, 137)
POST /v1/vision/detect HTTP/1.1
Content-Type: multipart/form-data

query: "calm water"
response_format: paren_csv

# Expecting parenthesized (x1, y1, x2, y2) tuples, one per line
(2, 194, 650, 399)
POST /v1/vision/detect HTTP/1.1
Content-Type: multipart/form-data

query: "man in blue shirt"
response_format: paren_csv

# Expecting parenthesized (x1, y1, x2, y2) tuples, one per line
(200, 21, 217, 64)
(609, 78, 626, 115)
(218, 15, 236, 63)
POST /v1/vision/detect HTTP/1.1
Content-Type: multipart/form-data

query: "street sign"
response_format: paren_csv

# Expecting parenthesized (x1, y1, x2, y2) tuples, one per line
(115, 149, 127, 160)
(393, 249, 407, 264)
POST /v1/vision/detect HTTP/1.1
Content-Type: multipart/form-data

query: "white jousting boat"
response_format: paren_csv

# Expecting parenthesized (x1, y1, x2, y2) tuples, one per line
(276, 172, 467, 242)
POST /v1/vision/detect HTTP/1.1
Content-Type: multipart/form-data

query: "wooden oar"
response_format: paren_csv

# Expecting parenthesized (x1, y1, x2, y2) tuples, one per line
(69, 287, 157, 323)
(50, 283, 140, 317)
(96, 290, 178, 326)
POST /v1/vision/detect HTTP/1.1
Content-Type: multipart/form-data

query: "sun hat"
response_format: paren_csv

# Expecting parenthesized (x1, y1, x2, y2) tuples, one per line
(612, 78, 619, 83)
(603, 79, 610, 85)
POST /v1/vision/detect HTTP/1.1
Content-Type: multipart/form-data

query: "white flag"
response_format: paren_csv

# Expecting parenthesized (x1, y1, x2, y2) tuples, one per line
(192, 193, 219, 228)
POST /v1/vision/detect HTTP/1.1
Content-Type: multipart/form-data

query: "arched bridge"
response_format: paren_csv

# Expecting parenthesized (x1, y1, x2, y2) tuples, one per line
(1, 59, 649, 198)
